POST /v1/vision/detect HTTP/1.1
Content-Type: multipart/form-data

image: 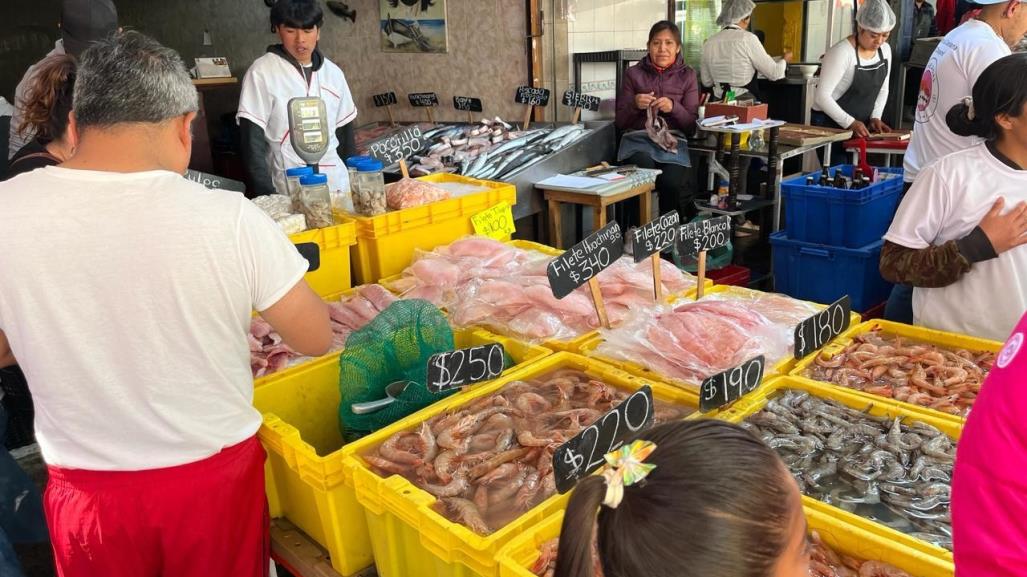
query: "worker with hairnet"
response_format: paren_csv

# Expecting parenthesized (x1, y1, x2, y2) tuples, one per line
(700, 0, 791, 100)
(813, 0, 896, 159)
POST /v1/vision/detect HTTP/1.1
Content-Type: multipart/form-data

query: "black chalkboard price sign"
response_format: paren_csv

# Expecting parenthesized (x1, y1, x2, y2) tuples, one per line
(553, 385, 655, 494)
(453, 96, 484, 112)
(547, 221, 624, 299)
(699, 355, 765, 413)
(794, 296, 852, 359)
(561, 89, 601, 112)
(515, 86, 552, 107)
(365, 125, 425, 166)
(408, 92, 440, 107)
(676, 215, 732, 258)
(373, 91, 398, 107)
(631, 211, 680, 263)
(426, 343, 506, 393)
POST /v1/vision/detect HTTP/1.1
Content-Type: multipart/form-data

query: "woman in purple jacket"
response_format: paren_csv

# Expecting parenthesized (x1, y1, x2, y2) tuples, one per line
(616, 21, 700, 224)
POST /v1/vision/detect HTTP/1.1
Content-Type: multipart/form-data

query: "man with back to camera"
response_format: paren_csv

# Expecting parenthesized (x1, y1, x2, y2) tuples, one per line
(0, 31, 332, 576)
(8, 0, 118, 160)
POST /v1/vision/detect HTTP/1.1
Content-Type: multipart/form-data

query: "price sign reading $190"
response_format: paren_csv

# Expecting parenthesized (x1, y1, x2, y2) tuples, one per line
(699, 355, 765, 413)
(552, 385, 655, 493)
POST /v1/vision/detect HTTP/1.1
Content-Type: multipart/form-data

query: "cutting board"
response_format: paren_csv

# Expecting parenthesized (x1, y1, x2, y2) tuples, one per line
(777, 123, 853, 147)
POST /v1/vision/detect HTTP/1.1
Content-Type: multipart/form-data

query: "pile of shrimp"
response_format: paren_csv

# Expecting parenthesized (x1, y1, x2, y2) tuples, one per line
(361, 369, 690, 535)
(810, 531, 914, 577)
(804, 329, 994, 416)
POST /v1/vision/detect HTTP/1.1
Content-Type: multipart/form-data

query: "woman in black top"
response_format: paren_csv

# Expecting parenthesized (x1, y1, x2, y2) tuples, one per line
(3, 54, 77, 181)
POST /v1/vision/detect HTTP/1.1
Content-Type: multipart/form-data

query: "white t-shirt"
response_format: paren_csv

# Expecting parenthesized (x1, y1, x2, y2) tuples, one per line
(0, 167, 308, 471)
(904, 20, 1010, 182)
(700, 27, 787, 98)
(237, 52, 358, 196)
(885, 144, 1027, 341)
(8, 40, 65, 160)
(813, 39, 892, 128)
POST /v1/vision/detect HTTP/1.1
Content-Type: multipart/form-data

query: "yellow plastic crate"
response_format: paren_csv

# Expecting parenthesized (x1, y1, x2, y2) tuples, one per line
(580, 286, 859, 393)
(288, 219, 357, 298)
(790, 319, 1002, 423)
(345, 352, 700, 577)
(253, 327, 550, 577)
(722, 376, 959, 569)
(342, 174, 516, 284)
(495, 507, 953, 577)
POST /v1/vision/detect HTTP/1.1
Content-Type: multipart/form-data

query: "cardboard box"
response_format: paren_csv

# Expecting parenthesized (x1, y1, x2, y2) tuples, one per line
(704, 102, 769, 123)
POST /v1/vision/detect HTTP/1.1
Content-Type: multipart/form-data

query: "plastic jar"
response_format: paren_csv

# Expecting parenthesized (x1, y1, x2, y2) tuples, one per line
(298, 173, 335, 229)
(285, 166, 315, 210)
(345, 156, 373, 193)
(352, 159, 386, 216)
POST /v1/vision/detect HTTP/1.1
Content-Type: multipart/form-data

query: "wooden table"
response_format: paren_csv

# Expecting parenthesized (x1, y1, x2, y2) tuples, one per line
(271, 518, 377, 577)
(541, 182, 654, 249)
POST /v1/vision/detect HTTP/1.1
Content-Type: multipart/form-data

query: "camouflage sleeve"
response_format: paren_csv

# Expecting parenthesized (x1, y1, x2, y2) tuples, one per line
(879, 240, 971, 288)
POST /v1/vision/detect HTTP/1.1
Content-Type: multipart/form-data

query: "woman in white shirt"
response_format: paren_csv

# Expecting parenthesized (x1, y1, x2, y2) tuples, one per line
(700, 0, 790, 100)
(813, 0, 895, 159)
(881, 53, 1027, 341)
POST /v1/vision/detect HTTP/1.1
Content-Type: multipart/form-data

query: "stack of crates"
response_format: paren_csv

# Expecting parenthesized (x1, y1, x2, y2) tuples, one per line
(771, 165, 901, 311)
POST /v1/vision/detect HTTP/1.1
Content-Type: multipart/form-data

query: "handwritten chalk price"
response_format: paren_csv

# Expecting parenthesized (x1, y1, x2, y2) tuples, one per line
(471, 202, 516, 240)
(515, 86, 551, 107)
(699, 355, 765, 413)
(547, 221, 624, 299)
(676, 215, 731, 257)
(553, 386, 655, 493)
(426, 343, 505, 393)
(794, 296, 852, 359)
(366, 125, 424, 165)
(561, 90, 601, 112)
(408, 92, 439, 107)
(373, 92, 398, 107)
(453, 96, 483, 112)
(631, 211, 679, 262)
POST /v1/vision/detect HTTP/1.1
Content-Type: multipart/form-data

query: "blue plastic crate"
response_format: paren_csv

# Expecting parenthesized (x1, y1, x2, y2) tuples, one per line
(771, 231, 893, 312)
(782, 165, 903, 248)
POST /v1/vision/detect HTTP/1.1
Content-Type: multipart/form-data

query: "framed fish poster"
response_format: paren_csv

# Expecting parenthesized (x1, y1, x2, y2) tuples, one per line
(380, 0, 448, 54)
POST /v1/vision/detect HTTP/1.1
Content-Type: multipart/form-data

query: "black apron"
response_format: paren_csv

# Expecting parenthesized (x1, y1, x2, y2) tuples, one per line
(818, 44, 889, 128)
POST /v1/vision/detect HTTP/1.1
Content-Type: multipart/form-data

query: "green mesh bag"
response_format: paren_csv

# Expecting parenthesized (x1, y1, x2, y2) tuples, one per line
(338, 299, 457, 443)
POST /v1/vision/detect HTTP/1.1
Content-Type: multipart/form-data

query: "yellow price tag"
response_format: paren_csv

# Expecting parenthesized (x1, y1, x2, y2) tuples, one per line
(471, 201, 516, 240)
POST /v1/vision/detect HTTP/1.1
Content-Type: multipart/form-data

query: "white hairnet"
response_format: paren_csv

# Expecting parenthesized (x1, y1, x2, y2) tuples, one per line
(856, 0, 897, 33)
(716, 0, 756, 27)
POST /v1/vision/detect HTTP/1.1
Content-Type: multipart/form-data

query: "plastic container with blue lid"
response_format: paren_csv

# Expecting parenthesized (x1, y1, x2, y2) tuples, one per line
(298, 173, 334, 229)
(285, 166, 316, 207)
(353, 159, 386, 216)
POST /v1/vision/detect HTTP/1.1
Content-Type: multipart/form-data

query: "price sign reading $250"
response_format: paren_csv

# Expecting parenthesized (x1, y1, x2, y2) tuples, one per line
(426, 343, 505, 393)
(553, 385, 655, 494)
(699, 355, 765, 413)
(631, 211, 679, 262)
(793, 295, 852, 359)
(676, 215, 731, 257)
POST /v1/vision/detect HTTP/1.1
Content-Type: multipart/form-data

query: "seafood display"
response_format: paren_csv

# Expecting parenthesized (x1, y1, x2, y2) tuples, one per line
(593, 291, 820, 384)
(742, 390, 955, 550)
(385, 236, 698, 342)
(809, 532, 915, 577)
(529, 531, 917, 577)
(399, 120, 591, 179)
(385, 177, 451, 210)
(249, 284, 397, 377)
(361, 370, 690, 535)
(804, 330, 995, 416)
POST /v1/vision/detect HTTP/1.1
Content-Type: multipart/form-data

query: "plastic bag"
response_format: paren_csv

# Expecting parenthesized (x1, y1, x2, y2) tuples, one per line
(252, 194, 294, 221)
(386, 178, 452, 210)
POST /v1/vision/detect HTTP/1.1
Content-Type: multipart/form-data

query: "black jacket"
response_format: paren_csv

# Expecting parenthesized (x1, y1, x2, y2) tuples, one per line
(239, 45, 357, 198)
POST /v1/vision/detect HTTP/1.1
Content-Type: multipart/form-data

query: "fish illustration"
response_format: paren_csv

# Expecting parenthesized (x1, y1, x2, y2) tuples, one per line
(382, 15, 432, 51)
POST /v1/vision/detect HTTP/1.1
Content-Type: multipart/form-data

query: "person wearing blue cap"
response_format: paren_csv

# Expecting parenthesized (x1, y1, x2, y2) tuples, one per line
(8, 0, 118, 161)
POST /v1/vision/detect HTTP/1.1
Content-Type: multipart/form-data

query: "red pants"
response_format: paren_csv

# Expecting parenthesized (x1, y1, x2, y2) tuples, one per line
(45, 436, 269, 577)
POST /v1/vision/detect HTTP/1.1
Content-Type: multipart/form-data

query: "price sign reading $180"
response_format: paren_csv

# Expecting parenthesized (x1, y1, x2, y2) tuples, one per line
(631, 211, 679, 262)
(793, 296, 852, 359)
(676, 215, 731, 257)
(552, 385, 655, 494)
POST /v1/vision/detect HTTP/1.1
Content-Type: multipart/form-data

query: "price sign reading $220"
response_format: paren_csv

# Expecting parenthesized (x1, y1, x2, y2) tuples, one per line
(793, 295, 852, 359)
(426, 343, 505, 393)
(552, 385, 655, 494)
(675, 215, 731, 257)
(631, 211, 679, 262)
(699, 355, 765, 413)
(471, 202, 515, 240)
